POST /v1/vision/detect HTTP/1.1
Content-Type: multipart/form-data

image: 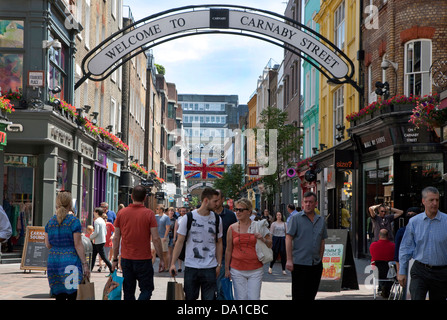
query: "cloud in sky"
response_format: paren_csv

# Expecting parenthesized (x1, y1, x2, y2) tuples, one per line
(123, 0, 287, 104)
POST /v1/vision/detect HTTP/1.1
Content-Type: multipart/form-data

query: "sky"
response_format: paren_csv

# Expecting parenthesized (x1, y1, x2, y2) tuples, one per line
(122, 0, 288, 104)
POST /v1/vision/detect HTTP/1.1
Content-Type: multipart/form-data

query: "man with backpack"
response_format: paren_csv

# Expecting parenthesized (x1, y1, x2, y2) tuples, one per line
(169, 187, 223, 300)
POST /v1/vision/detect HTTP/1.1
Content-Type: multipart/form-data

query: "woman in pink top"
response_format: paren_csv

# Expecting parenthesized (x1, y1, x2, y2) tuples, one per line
(225, 198, 272, 300)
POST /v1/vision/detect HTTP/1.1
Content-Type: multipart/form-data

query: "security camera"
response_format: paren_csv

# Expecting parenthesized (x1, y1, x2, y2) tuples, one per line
(42, 39, 62, 50)
(52, 39, 62, 50)
(381, 60, 390, 70)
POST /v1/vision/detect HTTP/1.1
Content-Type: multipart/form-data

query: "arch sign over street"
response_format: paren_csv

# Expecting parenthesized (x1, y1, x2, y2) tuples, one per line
(77, 5, 359, 92)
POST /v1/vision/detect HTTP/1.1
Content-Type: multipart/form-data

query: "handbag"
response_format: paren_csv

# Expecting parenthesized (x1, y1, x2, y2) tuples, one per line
(220, 277, 234, 300)
(250, 220, 273, 264)
(77, 275, 95, 300)
(166, 276, 185, 300)
(102, 270, 123, 300)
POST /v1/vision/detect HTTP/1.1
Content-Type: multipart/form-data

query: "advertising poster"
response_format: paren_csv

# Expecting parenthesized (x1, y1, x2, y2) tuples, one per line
(321, 243, 344, 280)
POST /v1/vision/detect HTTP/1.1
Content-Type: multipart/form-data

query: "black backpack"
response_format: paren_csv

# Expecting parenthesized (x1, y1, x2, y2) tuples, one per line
(178, 211, 220, 261)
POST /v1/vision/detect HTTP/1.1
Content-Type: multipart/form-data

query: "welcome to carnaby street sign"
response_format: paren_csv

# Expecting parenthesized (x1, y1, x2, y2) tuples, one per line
(77, 5, 356, 91)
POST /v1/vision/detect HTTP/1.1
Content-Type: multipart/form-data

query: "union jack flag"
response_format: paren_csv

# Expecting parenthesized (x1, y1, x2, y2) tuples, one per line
(184, 158, 225, 179)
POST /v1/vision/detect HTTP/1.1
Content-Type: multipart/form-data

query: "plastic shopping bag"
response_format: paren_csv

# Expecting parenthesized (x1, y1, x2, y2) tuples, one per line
(103, 270, 123, 300)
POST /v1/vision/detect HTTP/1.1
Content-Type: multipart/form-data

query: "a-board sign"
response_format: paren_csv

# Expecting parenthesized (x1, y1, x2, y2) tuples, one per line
(20, 226, 49, 271)
(319, 229, 359, 292)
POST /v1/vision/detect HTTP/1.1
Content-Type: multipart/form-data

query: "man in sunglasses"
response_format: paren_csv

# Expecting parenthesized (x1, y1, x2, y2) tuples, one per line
(369, 203, 403, 242)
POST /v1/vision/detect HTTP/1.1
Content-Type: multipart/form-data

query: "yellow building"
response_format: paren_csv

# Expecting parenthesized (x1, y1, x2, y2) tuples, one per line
(314, 0, 360, 148)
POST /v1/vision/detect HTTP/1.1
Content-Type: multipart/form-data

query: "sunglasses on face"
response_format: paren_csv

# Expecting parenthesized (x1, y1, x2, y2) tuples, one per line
(235, 208, 247, 212)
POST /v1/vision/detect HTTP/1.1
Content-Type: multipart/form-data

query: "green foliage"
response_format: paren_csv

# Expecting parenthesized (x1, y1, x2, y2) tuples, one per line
(213, 164, 245, 200)
(255, 106, 303, 205)
(155, 63, 166, 75)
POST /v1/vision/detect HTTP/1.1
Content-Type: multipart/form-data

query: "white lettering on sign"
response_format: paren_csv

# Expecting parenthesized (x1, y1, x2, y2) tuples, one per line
(87, 10, 349, 79)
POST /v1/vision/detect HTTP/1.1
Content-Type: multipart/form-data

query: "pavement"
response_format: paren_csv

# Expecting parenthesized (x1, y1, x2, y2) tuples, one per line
(0, 257, 383, 301)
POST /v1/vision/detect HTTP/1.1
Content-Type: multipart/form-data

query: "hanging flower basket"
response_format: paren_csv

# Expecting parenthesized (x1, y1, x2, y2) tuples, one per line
(409, 96, 446, 130)
(0, 96, 15, 119)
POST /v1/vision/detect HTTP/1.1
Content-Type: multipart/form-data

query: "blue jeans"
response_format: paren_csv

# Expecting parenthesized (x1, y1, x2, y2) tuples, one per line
(184, 267, 217, 300)
(121, 258, 154, 300)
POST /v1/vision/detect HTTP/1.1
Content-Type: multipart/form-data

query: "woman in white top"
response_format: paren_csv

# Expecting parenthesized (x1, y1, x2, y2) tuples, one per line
(268, 212, 287, 275)
(90, 207, 112, 272)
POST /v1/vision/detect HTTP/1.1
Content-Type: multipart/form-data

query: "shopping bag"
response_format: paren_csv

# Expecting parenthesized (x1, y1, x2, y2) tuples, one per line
(103, 270, 123, 300)
(77, 276, 95, 300)
(221, 277, 234, 300)
(166, 277, 185, 300)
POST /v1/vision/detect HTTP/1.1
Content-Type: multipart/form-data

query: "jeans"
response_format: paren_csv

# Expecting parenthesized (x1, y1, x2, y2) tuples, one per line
(230, 267, 263, 300)
(291, 262, 323, 300)
(184, 267, 217, 300)
(91, 243, 112, 271)
(121, 258, 154, 300)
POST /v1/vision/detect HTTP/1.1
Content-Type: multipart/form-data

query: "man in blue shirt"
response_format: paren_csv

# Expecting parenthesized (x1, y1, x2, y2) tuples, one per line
(101, 202, 116, 224)
(286, 204, 298, 223)
(286, 191, 328, 300)
(398, 186, 447, 300)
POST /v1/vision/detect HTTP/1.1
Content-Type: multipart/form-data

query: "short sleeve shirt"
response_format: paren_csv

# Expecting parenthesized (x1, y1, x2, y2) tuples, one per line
(177, 210, 223, 269)
(287, 211, 328, 266)
(114, 204, 157, 260)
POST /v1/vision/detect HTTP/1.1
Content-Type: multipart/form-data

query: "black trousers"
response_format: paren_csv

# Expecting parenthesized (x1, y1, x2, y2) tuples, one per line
(410, 260, 447, 300)
(91, 242, 113, 271)
(291, 262, 323, 300)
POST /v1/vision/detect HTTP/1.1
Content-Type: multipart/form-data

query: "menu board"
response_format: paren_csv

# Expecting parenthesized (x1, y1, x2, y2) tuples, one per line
(20, 226, 49, 271)
(319, 229, 359, 292)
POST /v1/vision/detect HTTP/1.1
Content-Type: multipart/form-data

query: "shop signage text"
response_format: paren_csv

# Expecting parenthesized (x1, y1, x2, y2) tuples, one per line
(334, 150, 354, 169)
(358, 129, 392, 154)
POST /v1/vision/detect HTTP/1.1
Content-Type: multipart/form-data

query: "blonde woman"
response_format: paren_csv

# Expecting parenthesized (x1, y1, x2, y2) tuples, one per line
(45, 191, 90, 300)
(225, 198, 272, 300)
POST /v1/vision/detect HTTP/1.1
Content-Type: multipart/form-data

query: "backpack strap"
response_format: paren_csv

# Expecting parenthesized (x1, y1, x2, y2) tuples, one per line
(214, 212, 220, 243)
(185, 211, 193, 240)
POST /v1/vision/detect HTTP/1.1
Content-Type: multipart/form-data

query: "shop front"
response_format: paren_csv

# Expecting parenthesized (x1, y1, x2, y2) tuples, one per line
(309, 143, 356, 232)
(351, 111, 445, 256)
(106, 153, 122, 213)
(2, 109, 97, 233)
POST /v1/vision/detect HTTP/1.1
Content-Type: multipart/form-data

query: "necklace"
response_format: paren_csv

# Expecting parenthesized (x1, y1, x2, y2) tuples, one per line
(237, 221, 251, 253)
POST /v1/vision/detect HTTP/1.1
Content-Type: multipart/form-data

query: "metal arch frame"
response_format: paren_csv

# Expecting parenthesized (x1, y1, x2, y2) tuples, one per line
(76, 4, 362, 94)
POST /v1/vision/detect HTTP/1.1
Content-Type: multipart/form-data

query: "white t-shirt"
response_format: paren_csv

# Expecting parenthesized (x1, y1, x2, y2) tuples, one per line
(177, 209, 223, 269)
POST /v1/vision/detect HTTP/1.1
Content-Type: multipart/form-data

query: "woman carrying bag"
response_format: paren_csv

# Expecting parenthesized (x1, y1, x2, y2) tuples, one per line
(225, 198, 272, 300)
(45, 191, 91, 300)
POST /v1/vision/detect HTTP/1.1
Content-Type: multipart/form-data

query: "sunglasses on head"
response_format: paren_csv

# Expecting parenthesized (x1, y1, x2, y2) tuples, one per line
(235, 208, 247, 212)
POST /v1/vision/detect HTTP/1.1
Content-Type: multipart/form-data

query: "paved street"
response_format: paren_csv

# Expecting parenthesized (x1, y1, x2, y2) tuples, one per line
(0, 257, 379, 300)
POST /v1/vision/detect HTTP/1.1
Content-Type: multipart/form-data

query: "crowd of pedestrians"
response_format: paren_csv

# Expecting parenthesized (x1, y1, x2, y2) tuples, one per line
(2, 182, 446, 301)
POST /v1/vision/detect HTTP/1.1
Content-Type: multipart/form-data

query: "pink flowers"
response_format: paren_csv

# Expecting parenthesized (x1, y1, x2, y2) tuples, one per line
(346, 94, 439, 124)
(409, 97, 446, 130)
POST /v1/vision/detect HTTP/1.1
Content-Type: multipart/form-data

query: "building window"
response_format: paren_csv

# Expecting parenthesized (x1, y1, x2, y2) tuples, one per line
(305, 71, 310, 110)
(168, 102, 176, 119)
(0, 20, 24, 94)
(48, 34, 67, 100)
(311, 67, 316, 107)
(334, 1, 345, 50)
(404, 40, 432, 96)
(333, 87, 344, 144)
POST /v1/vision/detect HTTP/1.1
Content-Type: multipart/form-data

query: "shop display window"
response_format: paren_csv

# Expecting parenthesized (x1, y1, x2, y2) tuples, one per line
(3, 155, 36, 244)
(0, 20, 24, 93)
(81, 167, 91, 229)
(56, 158, 68, 191)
